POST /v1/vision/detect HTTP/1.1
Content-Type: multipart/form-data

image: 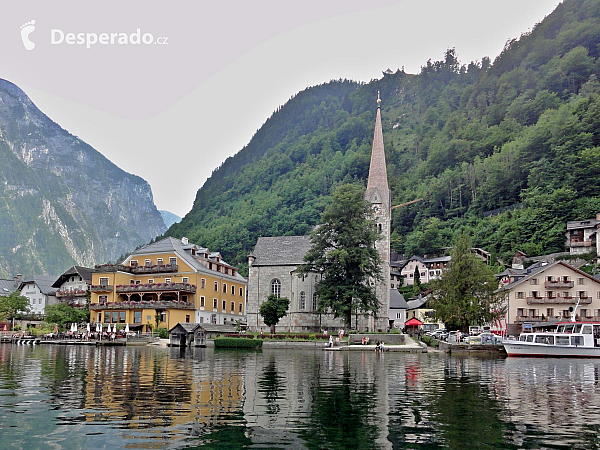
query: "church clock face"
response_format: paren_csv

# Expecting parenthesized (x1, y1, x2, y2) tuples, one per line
(372, 203, 381, 215)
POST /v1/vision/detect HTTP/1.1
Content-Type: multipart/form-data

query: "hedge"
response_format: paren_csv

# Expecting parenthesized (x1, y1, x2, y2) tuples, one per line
(214, 338, 263, 349)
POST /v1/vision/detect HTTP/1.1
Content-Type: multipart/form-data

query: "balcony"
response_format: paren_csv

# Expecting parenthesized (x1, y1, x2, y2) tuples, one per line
(90, 300, 195, 311)
(94, 263, 178, 274)
(90, 285, 113, 293)
(569, 241, 593, 248)
(115, 282, 196, 294)
(56, 289, 88, 298)
(526, 296, 592, 305)
(544, 280, 574, 289)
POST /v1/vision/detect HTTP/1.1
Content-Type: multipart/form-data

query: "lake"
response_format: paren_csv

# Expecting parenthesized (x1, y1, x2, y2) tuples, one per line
(0, 343, 599, 449)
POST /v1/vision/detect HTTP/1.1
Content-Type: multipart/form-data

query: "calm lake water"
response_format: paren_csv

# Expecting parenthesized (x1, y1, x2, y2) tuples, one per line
(0, 344, 599, 450)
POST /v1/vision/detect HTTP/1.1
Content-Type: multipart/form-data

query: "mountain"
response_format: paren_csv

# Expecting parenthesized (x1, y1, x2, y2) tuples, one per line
(0, 79, 166, 277)
(166, 0, 600, 273)
(159, 210, 181, 228)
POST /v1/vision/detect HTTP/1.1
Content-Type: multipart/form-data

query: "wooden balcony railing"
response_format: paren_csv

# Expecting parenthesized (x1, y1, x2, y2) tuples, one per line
(115, 282, 196, 294)
(544, 280, 574, 289)
(90, 285, 113, 293)
(90, 300, 195, 310)
(526, 296, 592, 305)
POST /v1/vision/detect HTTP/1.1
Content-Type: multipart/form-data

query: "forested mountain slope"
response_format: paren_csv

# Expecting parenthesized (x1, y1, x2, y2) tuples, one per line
(0, 80, 166, 277)
(167, 0, 600, 273)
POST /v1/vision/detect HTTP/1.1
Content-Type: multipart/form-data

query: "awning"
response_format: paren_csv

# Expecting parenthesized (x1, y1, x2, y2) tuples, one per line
(405, 318, 424, 327)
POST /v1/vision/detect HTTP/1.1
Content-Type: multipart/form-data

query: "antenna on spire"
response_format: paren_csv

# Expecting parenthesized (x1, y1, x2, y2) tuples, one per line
(377, 91, 381, 108)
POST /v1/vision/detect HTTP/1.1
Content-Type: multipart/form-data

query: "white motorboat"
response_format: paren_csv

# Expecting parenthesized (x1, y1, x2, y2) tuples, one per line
(502, 322, 600, 357)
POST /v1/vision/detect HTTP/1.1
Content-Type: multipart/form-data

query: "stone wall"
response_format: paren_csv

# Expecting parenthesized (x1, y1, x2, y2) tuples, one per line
(348, 334, 405, 345)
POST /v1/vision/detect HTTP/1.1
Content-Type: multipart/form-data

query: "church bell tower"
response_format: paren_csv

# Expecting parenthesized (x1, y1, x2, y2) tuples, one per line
(364, 91, 391, 331)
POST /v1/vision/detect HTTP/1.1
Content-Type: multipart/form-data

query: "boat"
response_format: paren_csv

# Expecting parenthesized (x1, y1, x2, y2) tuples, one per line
(502, 322, 600, 357)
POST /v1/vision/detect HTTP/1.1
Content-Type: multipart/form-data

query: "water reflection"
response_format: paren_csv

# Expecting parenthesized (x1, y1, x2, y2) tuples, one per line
(2, 344, 600, 449)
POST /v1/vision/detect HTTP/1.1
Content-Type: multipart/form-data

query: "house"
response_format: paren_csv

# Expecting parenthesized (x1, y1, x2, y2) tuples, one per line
(497, 261, 600, 336)
(566, 213, 600, 255)
(52, 266, 92, 308)
(247, 94, 391, 332)
(168, 322, 200, 347)
(89, 237, 247, 332)
(18, 276, 58, 317)
(401, 256, 451, 286)
(406, 295, 442, 332)
(389, 289, 408, 329)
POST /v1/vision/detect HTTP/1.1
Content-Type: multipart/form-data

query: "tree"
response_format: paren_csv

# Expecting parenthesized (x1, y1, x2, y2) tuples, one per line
(0, 292, 30, 327)
(413, 266, 422, 290)
(45, 303, 88, 327)
(429, 234, 504, 331)
(296, 184, 382, 328)
(259, 294, 290, 334)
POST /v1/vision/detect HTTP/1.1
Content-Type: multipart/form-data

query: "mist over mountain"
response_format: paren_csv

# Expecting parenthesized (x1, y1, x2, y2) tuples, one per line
(165, 0, 600, 274)
(0, 79, 166, 276)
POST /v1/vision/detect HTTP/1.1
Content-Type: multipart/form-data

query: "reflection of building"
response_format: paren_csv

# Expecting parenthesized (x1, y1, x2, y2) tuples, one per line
(52, 266, 92, 308)
(89, 237, 247, 332)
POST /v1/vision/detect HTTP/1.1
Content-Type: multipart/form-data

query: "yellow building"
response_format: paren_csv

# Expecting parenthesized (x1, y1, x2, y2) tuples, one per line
(90, 237, 247, 332)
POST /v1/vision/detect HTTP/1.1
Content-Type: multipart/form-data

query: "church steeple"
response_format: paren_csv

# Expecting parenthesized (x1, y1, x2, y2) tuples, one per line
(365, 91, 390, 211)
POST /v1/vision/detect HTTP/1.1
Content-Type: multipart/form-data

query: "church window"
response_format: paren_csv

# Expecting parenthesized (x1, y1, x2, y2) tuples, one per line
(300, 291, 306, 310)
(271, 279, 281, 298)
(312, 293, 318, 310)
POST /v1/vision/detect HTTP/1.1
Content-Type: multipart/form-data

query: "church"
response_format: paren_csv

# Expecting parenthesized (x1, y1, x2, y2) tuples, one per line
(246, 94, 391, 332)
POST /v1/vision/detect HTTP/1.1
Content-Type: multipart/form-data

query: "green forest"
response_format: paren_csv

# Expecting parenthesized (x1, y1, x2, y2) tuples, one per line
(166, 0, 600, 275)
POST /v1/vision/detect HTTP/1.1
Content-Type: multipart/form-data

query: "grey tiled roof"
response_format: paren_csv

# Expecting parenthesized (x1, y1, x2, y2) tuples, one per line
(251, 236, 313, 266)
(389, 289, 408, 309)
(0, 279, 20, 294)
(19, 276, 58, 296)
(52, 266, 93, 288)
(199, 323, 237, 333)
(169, 322, 200, 333)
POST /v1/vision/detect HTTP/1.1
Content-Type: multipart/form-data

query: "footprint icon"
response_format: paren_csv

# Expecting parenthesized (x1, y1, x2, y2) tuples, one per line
(20, 20, 36, 50)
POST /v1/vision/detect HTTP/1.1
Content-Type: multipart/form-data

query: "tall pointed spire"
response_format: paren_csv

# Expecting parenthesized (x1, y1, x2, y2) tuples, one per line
(365, 91, 390, 211)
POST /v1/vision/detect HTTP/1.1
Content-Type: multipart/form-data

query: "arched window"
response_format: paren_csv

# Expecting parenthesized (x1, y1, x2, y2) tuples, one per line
(312, 293, 318, 311)
(300, 291, 306, 310)
(271, 279, 281, 298)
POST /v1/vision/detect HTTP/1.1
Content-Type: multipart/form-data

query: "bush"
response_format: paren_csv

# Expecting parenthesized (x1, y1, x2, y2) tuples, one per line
(157, 328, 169, 339)
(421, 335, 439, 348)
(214, 338, 263, 349)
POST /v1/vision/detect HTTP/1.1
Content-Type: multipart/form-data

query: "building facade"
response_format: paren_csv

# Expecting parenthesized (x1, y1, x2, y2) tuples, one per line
(52, 266, 92, 308)
(18, 276, 58, 317)
(498, 261, 600, 335)
(566, 213, 600, 255)
(89, 237, 247, 332)
(401, 256, 451, 286)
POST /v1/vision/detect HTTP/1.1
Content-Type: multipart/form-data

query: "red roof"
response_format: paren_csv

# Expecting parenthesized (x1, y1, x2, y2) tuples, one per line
(405, 318, 424, 326)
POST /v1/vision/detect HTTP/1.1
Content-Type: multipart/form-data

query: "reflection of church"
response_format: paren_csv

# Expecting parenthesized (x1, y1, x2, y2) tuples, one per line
(246, 94, 391, 332)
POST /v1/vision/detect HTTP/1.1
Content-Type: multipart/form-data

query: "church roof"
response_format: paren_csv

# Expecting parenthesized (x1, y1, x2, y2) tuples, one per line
(389, 289, 408, 309)
(364, 101, 390, 210)
(250, 236, 313, 266)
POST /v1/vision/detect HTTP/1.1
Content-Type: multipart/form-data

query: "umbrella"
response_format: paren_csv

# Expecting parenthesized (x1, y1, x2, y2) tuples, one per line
(125, 323, 129, 333)
(98, 323, 103, 333)
(70, 323, 76, 333)
(87, 323, 91, 333)
(107, 323, 112, 333)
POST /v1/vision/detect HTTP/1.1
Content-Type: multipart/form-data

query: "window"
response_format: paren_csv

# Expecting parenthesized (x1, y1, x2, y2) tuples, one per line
(119, 311, 126, 323)
(145, 259, 151, 266)
(148, 279, 154, 284)
(201, 279, 206, 289)
(223, 283, 227, 293)
(271, 279, 281, 298)
(231, 285, 235, 295)
(578, 278, 586, 285)
(99, 295, 107, 304)
(99, 277, 109, 286)
(546, 308, 554, 318)
(396, 312, 402, 319)
(231, 301, 235, 313)
(581, 309, 590, 318)
(517, 308, 525, 317)
(182, 295, 188, 302)
(300, 291, 306, 310)
(222, 300, 226, 311)
(200, 297, 205, 308)
(130, 279, 134, 285)
(214, 281, 218, 291)
(530, 279, 538, 285)
(165, 278, 171, 283)
(169, 257, 177, 266)
(240, 287, 243, 297)
(160, 311, 166, 322)
(130, 260, 138, 267)
(134, 311, 142, 323)
(516, 292, 525, 299)
(200, 317, 204, 324)
(213, 298, 217, 309)
(135, 280, 141, 285)
(211, 314, 217, 324)
(313, 293, 318, 310)
(239, 303, 243, 313)
(157, 258, 163, 265)
(578, 291, 588, 298)
(112, 311, 118, 323)
(182, 277, 188, 284)
(185, 315, 190, 323)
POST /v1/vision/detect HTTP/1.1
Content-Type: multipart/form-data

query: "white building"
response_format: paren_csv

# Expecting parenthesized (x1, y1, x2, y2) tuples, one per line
(19, 276, 58, 316)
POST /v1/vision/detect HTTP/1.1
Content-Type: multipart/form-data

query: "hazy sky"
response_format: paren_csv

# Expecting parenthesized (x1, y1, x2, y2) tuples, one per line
(2, 0, 561, 217)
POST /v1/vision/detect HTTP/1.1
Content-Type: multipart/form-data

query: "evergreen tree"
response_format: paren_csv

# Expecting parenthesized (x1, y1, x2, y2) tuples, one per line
(259, 294, 290, 334)
(296, 184, 382, 328)
(414, 266, 422, 290)
(429, 234, 504, 331)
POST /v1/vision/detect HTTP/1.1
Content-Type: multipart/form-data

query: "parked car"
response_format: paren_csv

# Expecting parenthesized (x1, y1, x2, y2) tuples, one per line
(479, 332, 500, 344)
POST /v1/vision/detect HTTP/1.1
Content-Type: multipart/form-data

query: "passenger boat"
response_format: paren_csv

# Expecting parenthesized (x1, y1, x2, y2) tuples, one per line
(502, 322, 600, 357)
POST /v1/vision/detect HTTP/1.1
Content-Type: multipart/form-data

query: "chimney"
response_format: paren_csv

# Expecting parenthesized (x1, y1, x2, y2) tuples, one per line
(181, 237, 189, 245)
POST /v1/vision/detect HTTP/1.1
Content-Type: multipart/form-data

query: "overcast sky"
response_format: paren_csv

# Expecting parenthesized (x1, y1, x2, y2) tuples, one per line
(2, 0, 561, 217)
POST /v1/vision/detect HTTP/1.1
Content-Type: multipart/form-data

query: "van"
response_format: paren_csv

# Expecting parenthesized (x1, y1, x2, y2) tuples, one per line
(469, 326, 481, 336)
